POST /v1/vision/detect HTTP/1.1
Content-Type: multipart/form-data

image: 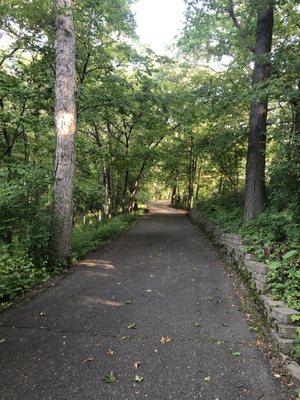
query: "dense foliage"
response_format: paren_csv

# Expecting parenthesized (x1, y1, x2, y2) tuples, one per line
(194, 192, 300, 311)
(0, 0, 178, 301)
(0, 0, 299, 328)
(0, 211, 140, 305)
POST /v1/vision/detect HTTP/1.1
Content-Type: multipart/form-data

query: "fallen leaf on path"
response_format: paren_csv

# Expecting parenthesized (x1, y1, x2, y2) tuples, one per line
(83, 357, 93, 363)
(127, 322, 136, 329)
(40, 311, 46, 317)
(217, 340, 225, 345)
(160, 336, 172, 344)
(107, 349, 114, 356)
(105, 371, 116, 383)
(121, 336, 129, 340)
(135, 375, 144, 383)
(193, 322, 201, 328)
(0, 338, 6, 343)
(204, 376, 211, 383)
(206, 296, 213, 301)
(134, 361, 140, 369)
(232, 351, 241, 357)
(126, 299, 132, 304)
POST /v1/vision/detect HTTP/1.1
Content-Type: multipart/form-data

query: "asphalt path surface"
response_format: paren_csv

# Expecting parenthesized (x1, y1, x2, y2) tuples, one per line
(0, 202, 286, 399)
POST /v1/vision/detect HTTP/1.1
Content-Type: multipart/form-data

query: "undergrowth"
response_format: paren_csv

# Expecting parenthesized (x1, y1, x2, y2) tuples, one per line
(196, 192, 300, 311)
(0, 211, 141, 307)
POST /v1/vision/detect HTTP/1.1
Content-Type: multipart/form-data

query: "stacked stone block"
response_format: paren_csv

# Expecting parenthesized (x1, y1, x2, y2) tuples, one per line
(189, 209, 300, 382)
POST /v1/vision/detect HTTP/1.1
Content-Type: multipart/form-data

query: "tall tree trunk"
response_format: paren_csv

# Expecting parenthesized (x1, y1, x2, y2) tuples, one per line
(170, 185, 177, 206)
(244, 3, 274, 221)
(122, 169, 129, 212)
(187, 136, 196, 211)
(128, 179, 139, 212)
(50, 0, 77, 260)
(128, 160, 147, 212)
(103, 166, 112, 218)
(195, 165, 201, 201)
(122, 135, 129, 213)
(294, 98, 300, 137)
(292, 80, 300, 152)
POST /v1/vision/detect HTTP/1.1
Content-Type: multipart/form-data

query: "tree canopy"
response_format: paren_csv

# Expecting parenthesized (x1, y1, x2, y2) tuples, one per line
(0, 0, 299, 312)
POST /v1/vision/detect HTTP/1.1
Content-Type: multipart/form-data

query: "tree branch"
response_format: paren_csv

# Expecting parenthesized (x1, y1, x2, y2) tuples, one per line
(226, 0, 255, 53)
(0, 47, 20, 67)
(227, 0, 241, 30)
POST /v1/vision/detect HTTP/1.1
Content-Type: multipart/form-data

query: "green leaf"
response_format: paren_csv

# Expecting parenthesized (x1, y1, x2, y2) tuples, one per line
(268, 261, 281, 270)
(105, 371, 116, 384)
(282, 250, 298, 260)
(127, 322, 136, 329)
(232, 351, 241, 357)
(291, 315, 300, 323)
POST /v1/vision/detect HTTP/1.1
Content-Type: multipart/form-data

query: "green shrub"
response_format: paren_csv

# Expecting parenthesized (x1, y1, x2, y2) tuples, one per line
(195, 191, 300, 311)
(70, 212, 141, 262)
(195, 191, 244, 232)
(267, 258, 300, 311)
(0, 250, 51, 304)
(242, 208, 299, 311)
(0, 163, 52, 265)
(0, 212, 141, 306)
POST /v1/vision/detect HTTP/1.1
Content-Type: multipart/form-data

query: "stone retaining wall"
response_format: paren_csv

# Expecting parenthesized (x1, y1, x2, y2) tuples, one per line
(189, 208, 300, 384)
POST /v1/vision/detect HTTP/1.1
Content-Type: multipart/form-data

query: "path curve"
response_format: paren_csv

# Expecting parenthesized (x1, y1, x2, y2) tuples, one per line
(0, 202, 286, 399)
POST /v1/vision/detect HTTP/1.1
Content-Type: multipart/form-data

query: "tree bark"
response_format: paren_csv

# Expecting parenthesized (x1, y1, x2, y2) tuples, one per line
(170, 185, 177, 206)
(50, 0, 77, 260)
(195, 165, 201, 201)
(244, 3, 274, 221)
(187, 136, 196, 211)
(294, 100, 300, 137)
(292, 80, 300, 138)
(122, 169, 129, 212)
(127, 159, 147, 212)
(103, 166, 112, 218)
(122, 134, 130, 213)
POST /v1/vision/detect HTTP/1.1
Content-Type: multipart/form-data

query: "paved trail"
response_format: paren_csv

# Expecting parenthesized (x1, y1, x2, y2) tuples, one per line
(0, 203, 286, 399)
